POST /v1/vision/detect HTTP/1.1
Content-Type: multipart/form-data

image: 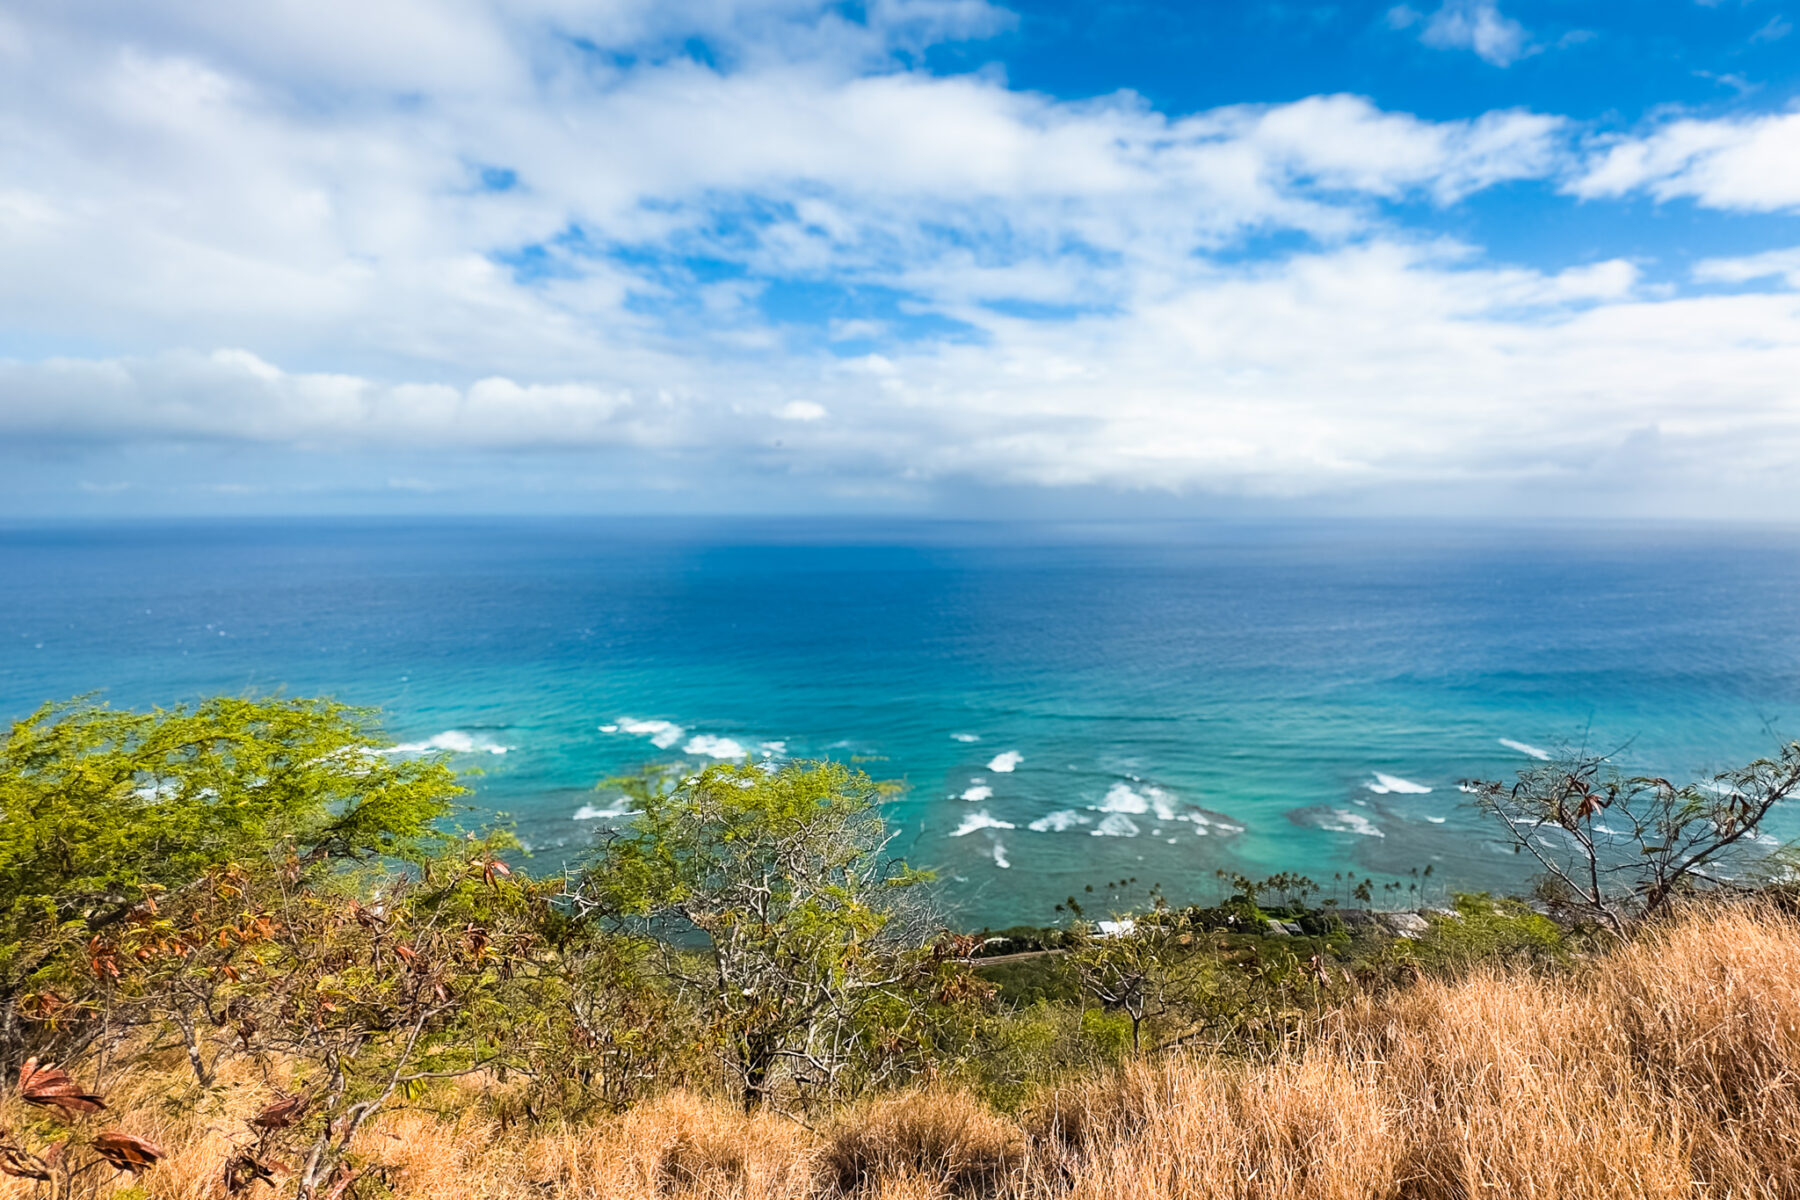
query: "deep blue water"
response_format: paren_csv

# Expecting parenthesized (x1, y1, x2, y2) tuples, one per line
(5, 518, 1800, 926)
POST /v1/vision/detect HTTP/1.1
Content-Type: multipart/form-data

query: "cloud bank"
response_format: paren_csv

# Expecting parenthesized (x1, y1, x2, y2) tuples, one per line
(2, 1, 1799, 514)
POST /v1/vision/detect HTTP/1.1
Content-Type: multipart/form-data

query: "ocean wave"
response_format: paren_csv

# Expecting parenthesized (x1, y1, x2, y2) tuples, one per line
(1316, 809, 1386, 837)
(991, 839, 1011, 869)
(759, 740, 787, 758)
(616, 718, 684, 749)
(598, 724, 619, 733)
(951, 733, 981, 743)
(388, 730, 511, 756)
(1499, 738, 1552, 760)
(1366, 773, 1431, 795)
(961, 783, 994, 802)
(1028, 809, 1090, 833)
(574, 798, 639, 821)
(987, 750, 1023, 773)
(951, 810, 1016, 836)
(1096, 782, 1148, 814)
(1097, 781, 1182, 820)
(684, 735, 747, 759)
(1090, 813, 1141, 838)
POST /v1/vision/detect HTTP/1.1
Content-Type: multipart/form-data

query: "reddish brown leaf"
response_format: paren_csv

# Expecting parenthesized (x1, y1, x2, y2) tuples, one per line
(250, 1092, 309, 1131)
(323, 1163, 364, 1200)
(18, 1059, 106, 1116)
(91, 1131, 164, 1175)
(18, 991, 68, 1019)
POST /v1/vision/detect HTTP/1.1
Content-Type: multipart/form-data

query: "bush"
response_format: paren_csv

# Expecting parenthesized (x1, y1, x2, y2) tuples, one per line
(1403, 893, 1571, 974)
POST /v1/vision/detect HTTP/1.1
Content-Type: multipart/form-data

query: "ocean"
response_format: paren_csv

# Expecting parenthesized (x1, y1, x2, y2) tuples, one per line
(4, 517, 1800, 927)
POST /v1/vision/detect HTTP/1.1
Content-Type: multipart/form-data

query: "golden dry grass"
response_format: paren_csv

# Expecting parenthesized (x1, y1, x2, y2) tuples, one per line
(9, 901, 1800, 1199)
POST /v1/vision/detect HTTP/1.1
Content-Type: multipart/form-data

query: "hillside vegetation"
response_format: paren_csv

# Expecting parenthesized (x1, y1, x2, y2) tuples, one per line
(5, 698, 1800, 1199)
(5, 904, 1800, 1199)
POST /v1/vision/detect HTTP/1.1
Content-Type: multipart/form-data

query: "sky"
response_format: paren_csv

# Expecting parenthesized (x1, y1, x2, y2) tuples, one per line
(2, 0, 1799, 519)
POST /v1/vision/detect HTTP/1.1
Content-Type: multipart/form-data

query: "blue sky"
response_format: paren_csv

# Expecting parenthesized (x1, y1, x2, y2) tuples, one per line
(2, 0, 1798, 517)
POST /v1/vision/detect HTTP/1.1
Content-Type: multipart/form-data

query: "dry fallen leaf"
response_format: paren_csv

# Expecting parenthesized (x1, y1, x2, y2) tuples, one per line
(250, 1092, 310, 1130)
(91, 1131, 164, 1175)
(18, 1059, 106, 1116)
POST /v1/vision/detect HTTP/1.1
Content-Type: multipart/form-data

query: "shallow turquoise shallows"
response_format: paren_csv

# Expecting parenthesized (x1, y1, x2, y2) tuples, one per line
(6, 518, 1800, 927)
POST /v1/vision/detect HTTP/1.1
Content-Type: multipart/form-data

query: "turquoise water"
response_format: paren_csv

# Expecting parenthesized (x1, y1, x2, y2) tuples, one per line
(5, 518, 1800, 926)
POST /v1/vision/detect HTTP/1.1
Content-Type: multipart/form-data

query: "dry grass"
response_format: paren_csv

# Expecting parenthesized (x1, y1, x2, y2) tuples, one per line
(9, 901, 1800, 1199)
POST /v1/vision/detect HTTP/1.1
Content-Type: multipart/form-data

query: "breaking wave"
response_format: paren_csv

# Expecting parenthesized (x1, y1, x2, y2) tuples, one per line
(1316, 808, 1386, 837)
(574, 798, 638, 821)
(388, 730, 510, 756)
(1091, 813, 1141, 837)
(951, 810, 1016, 836)
(1028, 809, 1089, 833)
(684, 735, 747, 759)
(614, 718, 685, 749)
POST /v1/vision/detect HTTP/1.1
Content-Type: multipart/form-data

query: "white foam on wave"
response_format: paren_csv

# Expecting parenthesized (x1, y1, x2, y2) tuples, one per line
(1097, 782, 1183, 820)
(684, 735, 748, 759)
(1092, 781, 1231, 835)
(1424, 815, 1447, 824)
(951, 810, 1016, 836)
(1097, 782, 1148, 814)
(951, 733, 981, 743)
(991, 839, 1011, 869)
(759, 740, 787, 757)
(1317, 809, 1386, 838)
(389, 731, 510, 756)
(1366, 773, 1431, 795)
(987, 751, 1023, 773)
(1028, 809, 1090, 833)
(1499, 738, 1552, 760)
(617, 718, 684, 749)
(1091, 813, 1141, 838)
(961, 783, 994, 803)
(598, 724, 620, 734)
(574, 798, 639, 821)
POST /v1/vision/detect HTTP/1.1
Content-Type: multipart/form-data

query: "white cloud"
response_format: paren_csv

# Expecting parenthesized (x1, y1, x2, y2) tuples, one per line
(1693, 247, 1800, 289)
(9, 243, 1800, 513)
(0, 351, 639, 449)
(1572, 109, 1800, 211)
(1404, 0, 1533, 66)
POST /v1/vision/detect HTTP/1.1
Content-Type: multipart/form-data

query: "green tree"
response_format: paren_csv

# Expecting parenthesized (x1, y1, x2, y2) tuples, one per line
(0, 696, 465, 1060)
(572, 760, 936, 1111)
(1067, 903, 1181, 1055)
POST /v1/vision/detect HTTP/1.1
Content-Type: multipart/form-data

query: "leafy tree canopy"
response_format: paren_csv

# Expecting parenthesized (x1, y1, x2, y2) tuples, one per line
(0, 696, 465, 960)
(576, 760, 935, 1108)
